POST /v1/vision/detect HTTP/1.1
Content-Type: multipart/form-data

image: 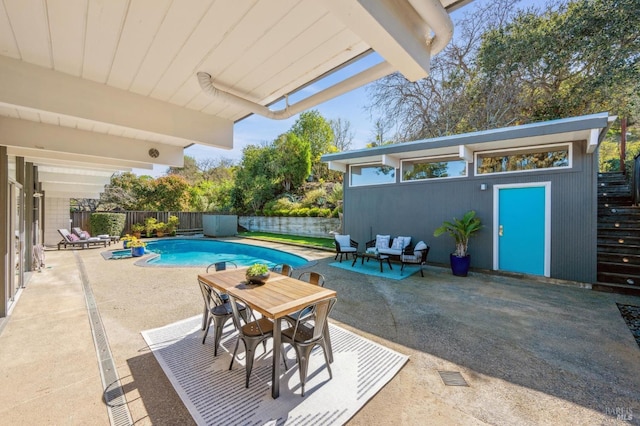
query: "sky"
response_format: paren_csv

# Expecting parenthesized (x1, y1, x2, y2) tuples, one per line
(138, 0, 539, 177)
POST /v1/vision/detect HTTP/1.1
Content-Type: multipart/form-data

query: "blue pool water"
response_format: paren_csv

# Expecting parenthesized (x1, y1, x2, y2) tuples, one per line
(142, 239, 308, 268)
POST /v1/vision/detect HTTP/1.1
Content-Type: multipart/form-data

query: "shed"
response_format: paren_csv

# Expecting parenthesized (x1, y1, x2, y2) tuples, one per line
(322, 112, 615, 283)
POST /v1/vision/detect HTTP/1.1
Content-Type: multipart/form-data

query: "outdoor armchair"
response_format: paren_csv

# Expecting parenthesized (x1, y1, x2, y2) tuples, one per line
(400, 241, 430, 277)
(333, 234, 358, 262)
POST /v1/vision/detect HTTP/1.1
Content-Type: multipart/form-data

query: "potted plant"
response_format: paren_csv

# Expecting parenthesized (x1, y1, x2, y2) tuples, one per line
(245, 263, 270, 284)
(130, 238, 146, 257)
(155, 222, 167, 238)
(131, 223, 144, 239)
(144, 217, 157, 238)
(121, 234, 133, 249)
(167, 215, 179, 236)
(433, 210, 482, 277)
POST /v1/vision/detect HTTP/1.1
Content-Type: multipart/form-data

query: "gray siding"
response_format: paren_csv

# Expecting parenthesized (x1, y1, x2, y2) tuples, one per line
(343, 140, 598, 283)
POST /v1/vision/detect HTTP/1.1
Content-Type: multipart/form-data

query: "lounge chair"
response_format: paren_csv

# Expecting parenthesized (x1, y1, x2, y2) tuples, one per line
(72, 227, 111, 245)
(57, 229, 107, 250)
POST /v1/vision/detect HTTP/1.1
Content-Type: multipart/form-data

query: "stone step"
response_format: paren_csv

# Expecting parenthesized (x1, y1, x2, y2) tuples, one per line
(598, 207, 640, 216)
(598, 227, 640, 237)
(598, 184, 631, 192)
(597, 235, 640, 245)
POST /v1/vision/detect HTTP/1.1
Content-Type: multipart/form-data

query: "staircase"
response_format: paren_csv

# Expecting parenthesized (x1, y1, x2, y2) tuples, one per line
(595, 172, 640, 295)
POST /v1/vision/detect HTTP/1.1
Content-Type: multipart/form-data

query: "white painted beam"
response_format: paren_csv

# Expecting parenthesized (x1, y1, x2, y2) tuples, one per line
(44, 190, 102, 199)
(0, 55, 233, 147)
(382, 154, 399, 169)
(323, 0, 432, 81)
(1, 117, 184, 166)
(39, 172, 111, 186)
(9, 147, 154, 170)
(328, 161, 347, 172)
(459, 145, 474, 162)
(587, 128, 599, 154)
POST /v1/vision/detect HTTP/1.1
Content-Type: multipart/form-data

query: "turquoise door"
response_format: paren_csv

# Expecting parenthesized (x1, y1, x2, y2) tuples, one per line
(497, 186, 547, 275)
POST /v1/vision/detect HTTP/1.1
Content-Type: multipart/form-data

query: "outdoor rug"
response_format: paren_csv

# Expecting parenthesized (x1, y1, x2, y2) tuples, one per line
(141, 315, 409, 426)
(329, 259, 420, 280)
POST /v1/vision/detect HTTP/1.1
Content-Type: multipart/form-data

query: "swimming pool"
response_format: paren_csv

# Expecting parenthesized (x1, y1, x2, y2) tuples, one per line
(142, 239, 308, 268)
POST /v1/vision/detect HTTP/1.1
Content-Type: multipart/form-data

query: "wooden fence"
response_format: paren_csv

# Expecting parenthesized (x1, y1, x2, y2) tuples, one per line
(70, 211, 204, 235)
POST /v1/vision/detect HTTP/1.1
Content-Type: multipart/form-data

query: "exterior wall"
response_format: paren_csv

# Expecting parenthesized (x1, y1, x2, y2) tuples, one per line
(343, 140, 598, 283)
(44, 197, 71, 247)
(239, 216, 341, 238)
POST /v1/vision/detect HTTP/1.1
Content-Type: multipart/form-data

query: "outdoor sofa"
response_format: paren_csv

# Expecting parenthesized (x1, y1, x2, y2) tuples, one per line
(365, 234, 413, 261)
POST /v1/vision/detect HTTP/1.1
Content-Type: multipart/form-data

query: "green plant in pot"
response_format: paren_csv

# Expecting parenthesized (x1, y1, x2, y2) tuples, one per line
(144, 217, 157, 238)
(246, 263, 270, 284)
(433, 210, 482, 277)
(129, 238, 146, 257)
(131, 223, 145, 238)
(167, 215, 179, 236)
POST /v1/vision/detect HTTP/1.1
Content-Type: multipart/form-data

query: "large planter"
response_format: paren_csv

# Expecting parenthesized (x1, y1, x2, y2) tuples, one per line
(246, 272, 270, 285)
(131, 246, 145, 257)
(450, 254, 471, 277)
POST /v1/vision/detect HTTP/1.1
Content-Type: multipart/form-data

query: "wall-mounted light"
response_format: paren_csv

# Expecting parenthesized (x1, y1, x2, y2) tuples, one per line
(33, 192, 43, 198)
(480, 183, 487, 191)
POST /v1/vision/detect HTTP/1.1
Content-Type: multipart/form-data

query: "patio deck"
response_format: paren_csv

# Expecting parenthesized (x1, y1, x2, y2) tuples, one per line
(0, 238, 639, 425)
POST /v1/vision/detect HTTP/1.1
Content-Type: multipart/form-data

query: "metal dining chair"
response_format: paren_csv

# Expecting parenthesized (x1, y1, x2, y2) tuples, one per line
(198, 278, 247, 356)
(272, 263, 293, 277)
(285, 272, 327, 325)
(227, 294, 274, 388)
(201, 260, 238, 330)
(281, 297, 337, 396)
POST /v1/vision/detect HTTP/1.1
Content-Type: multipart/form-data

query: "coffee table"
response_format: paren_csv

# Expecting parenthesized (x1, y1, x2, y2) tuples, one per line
(352, 250, 393, 272)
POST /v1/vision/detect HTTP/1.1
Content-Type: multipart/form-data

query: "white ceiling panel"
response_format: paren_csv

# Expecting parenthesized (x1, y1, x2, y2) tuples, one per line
(0, 0, 474, 198)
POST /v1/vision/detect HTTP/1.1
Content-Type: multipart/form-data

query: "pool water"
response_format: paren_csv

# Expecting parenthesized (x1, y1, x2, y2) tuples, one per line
(142, 239, 307, 268)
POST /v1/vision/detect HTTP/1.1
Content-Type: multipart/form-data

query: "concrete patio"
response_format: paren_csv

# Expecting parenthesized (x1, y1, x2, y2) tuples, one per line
(0, 238, 638, 425)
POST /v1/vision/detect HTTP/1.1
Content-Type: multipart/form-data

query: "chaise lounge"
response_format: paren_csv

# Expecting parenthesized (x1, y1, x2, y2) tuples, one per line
(57, 229, 108, 250)
(72, 227, 111, 245)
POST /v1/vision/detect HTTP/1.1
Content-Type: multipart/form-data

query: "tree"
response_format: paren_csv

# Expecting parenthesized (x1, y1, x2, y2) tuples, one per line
(273, 132, 311, 192)
(150, 175, 191, 211)
(329, 118, 354, 151)
(367, 0, 522, 140)
(477, 0, 640, 123)
(231, 144, 279, 214)
(290, 110, 334, 180)
(100, 172, 154, 211)
(167, 155, 201, 184)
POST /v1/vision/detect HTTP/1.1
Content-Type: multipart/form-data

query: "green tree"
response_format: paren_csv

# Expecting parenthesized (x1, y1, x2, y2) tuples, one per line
(273, 132, 311, 192)
(231, 144, 278, 214)
(167, 155, 201, 185)
(100, 172, 154, 211)
(150, 175, 191, 211)
(290, 110, 334, 180)
(477, 0, 640, 123)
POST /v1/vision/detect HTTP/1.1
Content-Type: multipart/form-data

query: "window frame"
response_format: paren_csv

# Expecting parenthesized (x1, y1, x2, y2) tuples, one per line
(348, 162, 397, 187)
(400, 155, 468, 183)
(474, 143, 572, 176)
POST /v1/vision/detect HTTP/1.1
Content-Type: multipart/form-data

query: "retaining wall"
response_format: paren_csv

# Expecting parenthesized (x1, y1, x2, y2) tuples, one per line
(239, 216, 340, 238)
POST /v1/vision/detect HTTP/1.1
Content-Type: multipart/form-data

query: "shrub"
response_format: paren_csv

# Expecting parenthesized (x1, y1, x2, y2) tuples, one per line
(301, 188, 327, 207)
(89, 213, 125, 236)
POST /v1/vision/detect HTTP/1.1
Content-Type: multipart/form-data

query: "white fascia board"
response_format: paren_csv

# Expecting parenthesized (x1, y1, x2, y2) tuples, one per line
(323, 0, 431, 81)
(41, 182, 105, 192)
(328, 161, 347, 172)
(1, 117, 184, 166)
(0, 56, 233, 147)
(382, 154, 400, 168)
(459, 145, 473, 162)
(587, 128, 599, 154)
(44, 189, 102, 199)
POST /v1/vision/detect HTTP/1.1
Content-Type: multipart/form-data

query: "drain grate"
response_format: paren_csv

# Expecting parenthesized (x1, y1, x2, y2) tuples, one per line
(438, 371, 469, 386)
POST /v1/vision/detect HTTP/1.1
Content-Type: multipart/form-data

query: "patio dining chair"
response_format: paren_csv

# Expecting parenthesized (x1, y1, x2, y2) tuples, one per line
(205, 260, 238, 273)
(286, 272, 326, 325)
(272, 263, 293, 277)
(281, 297, 337, 396)
(227, 294, 275, 388)
(198, 278, 248, 356)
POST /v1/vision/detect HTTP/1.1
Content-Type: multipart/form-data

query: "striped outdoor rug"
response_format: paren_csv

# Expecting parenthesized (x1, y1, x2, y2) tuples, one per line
(142, 316, 409, 426)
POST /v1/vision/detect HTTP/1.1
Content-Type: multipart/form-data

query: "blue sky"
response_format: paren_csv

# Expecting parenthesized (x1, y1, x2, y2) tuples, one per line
(140, 0, 538, 177)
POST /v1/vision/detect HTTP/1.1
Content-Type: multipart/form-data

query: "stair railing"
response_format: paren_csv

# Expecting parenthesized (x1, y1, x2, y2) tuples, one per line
(633, 153, 640, 206)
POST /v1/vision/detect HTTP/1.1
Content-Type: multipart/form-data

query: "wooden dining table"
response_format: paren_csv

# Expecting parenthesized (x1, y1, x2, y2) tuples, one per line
(197, 269, 337, 398)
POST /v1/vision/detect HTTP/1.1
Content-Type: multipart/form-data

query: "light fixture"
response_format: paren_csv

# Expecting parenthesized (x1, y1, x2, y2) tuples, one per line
(148, 148, 160, 158)
(480, 183, 487, 191)
(33, 192, 43, 198)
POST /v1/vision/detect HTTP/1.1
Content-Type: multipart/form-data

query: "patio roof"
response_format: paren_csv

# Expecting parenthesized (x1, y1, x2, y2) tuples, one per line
(0, 0, 473, 198)
(322, 112, 616, 172)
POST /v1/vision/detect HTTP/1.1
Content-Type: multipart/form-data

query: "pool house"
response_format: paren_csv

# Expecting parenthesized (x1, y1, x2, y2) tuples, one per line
(322, 112, 616, 284)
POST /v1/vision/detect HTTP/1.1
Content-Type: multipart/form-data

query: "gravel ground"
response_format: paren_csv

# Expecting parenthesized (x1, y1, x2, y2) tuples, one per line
(618, 303, 640, 348)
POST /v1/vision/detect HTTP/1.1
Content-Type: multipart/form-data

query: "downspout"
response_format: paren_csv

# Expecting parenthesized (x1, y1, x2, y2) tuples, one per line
(197, 0, 454, 120)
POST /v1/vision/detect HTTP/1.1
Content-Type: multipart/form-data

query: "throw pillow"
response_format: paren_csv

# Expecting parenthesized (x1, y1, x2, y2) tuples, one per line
(399, 236, 412, 248)
(390, 238, 403, 250)
(69, 234, 80, 242)
(375, 234, 390, 249)
(414, 241, 428, 251)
